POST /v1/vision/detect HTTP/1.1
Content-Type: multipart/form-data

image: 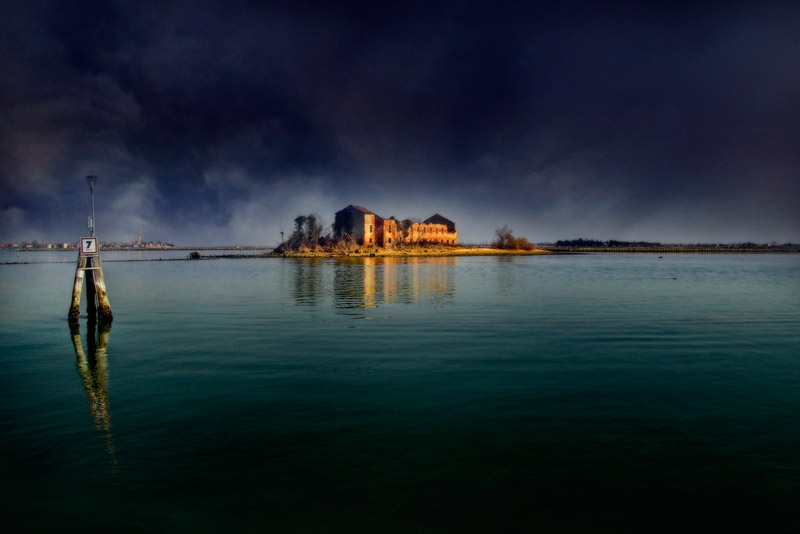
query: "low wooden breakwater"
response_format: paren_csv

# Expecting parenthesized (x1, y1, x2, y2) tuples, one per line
(188, 252, 279, 260)
(0, 254, 276, 265)
(3, 248, 798, 266)
(543, 246, 799, 253)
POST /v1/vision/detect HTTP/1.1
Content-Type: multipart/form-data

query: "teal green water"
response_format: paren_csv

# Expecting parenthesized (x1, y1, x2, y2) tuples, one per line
(1, 254, 799, 532)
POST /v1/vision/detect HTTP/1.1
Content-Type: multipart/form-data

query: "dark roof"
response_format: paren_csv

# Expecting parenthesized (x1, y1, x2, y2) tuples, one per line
(343, 204, 373, 215)
(423, 213, 456, 232)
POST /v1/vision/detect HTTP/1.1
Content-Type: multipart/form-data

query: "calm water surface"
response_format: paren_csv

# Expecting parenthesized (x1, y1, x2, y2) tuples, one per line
(1, 253, 798, 532)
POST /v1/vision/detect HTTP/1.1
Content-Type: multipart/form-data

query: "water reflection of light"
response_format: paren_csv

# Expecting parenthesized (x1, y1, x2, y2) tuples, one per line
(333, 260, 378, 315)
(71, 320, 117, 468)
(363, 258, 377, 309)
(405, 257, 457, 306)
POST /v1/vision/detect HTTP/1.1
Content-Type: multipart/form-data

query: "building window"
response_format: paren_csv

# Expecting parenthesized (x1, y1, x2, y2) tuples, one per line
(369, 224, 373, 233)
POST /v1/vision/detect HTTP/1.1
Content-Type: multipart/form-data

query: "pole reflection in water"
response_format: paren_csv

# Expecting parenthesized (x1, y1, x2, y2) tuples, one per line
(70, 318, 117, 469)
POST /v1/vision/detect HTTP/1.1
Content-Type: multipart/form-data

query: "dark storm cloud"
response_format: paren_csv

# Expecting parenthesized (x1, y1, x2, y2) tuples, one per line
(1, 0, 798, 244)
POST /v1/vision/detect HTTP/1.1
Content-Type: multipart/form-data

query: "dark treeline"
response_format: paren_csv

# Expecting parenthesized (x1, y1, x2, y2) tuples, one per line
(552, 239, 798, 248)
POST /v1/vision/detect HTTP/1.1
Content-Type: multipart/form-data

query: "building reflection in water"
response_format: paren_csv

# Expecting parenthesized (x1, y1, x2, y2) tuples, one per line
(403, 257, 457, 307)
(331, 257, 457, 315)
(291, 258, 325, 306)
(332, 259, 376, 315)
(70, 319, 117, 467)
(495, 255, 519, 296)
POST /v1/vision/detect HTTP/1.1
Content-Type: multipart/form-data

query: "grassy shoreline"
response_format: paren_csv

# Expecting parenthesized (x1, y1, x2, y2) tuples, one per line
(271, 246, 553, 258)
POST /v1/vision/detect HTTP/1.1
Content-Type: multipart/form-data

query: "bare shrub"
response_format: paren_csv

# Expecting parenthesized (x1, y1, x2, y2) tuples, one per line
(493, 226, 536, 250)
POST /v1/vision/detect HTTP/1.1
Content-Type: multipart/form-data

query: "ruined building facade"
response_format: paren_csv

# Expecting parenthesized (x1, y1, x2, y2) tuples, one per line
(406, 214, 458, 246)
(333, 205, 458, 248)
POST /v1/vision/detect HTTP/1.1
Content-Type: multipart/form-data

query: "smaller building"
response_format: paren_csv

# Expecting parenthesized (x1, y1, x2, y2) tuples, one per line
(406, 214, 458, 245)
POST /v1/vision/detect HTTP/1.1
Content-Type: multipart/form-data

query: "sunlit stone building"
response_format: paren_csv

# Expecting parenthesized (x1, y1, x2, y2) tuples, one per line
(333, 205, 457, 248)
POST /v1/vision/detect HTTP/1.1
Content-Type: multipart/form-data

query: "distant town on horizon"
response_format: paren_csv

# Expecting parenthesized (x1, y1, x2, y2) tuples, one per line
(2, 205, 798, 253)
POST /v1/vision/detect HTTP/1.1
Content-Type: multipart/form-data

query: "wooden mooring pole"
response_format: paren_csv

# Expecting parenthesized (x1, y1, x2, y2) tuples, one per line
(68, 255, 87, 322)
(91, 255, 112, 321)
(69, 175, 112, 324)
(86, 256, 97, 320)
(68, 237, 113, 324)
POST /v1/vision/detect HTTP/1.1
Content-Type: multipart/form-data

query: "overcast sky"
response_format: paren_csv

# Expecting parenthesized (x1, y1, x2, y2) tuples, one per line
(2, 0, 798, 245)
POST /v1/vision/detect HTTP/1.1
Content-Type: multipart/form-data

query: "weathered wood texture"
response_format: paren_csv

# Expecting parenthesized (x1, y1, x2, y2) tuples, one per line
(91, 255, 113, 322)
(68, 255, 87, 322)
(68, 253, 112, 323)
(86, 257, 97, 319)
